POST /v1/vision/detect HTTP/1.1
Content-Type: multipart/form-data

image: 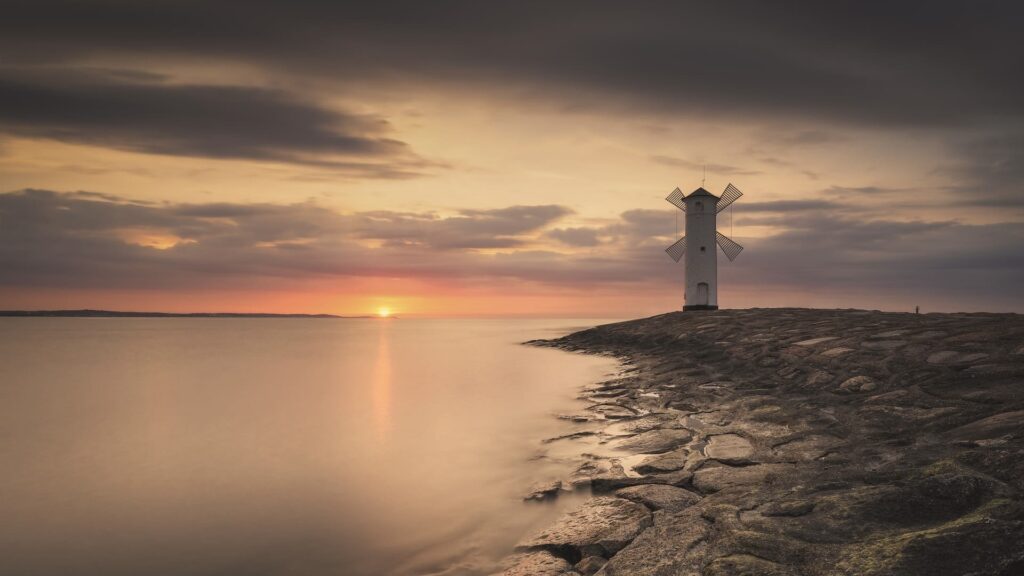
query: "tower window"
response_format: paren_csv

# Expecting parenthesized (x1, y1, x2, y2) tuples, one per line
(700, 246, 706, 252)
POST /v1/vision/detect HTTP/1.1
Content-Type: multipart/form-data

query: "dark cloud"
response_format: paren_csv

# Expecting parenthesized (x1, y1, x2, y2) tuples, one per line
(736, 200, 840, 213)
(3, 1, 1022, 128)
(721, 214, 1024, 310)
(0, 71, 429, 177)
(350, 205, 573, 249)
(547, 227, 603, 247)
(1, 189, 1021, 309)
(940, 131, 1024, 207)
(825, 185, 916, 196)
(757, 130, 846, 147)
(650, 156, 760, 176)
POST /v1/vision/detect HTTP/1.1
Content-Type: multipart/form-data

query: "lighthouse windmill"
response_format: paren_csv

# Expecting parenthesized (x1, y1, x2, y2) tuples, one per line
(665, 184, 744, 310)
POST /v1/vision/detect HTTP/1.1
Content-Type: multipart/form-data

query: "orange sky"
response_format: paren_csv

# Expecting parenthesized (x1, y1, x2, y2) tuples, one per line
(1, 3, 1022, 316)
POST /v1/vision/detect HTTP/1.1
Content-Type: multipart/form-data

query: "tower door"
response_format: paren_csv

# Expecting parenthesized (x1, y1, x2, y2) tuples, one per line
(696, 282, 709, 305)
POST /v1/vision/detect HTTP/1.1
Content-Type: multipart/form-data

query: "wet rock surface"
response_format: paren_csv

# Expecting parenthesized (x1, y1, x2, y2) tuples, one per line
(516, 308, 1024, 576)
(516, 496, 652, 561)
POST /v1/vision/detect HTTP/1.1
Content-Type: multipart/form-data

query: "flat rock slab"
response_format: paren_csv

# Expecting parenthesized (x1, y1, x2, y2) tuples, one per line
(598, 507, 710, 575)
(773, 435, 843, 461)
(704, 434, 755, 464)
(947, 410, 1024, 441)
(861, 340, 908, 350)
(524, 480, 563, 502)
(612, 428, 692, 454)
(705, 554, 801, 576)
(963, 363, 1023, 377)
(574, 555, 606, 575)
(927, 350, 990, 365)
(634, 448, 688, 474)
(616, 484, 701, 511)
(794, 337, 837, 347)
(499, 550, 573, 575)
(761, 499, 816, 517)
(589, 403, 638, 419)
(603, 413, 679, 436)
(821, 347, 854, 357)
(517, 496, 651, 558)
(692, 463, 793, 494)
(837, 375, 879, 394)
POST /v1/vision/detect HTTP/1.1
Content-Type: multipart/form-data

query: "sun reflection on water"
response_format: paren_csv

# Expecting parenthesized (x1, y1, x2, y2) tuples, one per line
(372, 323, 392, 441)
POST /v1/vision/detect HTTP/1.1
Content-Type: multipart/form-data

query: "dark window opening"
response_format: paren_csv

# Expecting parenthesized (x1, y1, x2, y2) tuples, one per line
(700, 246, 706, 252)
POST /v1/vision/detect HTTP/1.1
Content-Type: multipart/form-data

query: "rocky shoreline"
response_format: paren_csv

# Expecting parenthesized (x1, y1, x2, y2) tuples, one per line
(500, 308, 1024, 575)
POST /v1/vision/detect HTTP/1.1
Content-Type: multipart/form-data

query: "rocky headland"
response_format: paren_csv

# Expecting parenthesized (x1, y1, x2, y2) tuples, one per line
(502, 308, 1024, 576)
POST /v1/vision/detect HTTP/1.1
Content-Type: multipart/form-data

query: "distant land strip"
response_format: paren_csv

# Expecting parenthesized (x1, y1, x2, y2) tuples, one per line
(0, 309, 383, 318)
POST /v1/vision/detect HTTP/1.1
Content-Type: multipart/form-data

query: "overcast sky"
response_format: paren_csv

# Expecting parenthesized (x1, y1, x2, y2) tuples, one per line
(1, 1, 1022, 315)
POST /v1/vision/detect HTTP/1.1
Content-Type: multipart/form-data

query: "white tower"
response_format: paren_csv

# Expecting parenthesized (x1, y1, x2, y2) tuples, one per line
(665, 184, 745, 311)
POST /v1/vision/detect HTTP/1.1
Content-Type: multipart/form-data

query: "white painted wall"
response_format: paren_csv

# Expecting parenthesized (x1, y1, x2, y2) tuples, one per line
(683, 192, 718, 309)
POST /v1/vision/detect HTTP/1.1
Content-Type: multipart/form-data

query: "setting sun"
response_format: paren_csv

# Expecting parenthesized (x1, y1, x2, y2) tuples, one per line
(377, 307, 391, 318)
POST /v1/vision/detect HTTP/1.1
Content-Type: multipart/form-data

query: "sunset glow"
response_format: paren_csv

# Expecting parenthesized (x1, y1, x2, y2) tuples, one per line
(377, 307, 392, 318)
(0, 4, 1021, 315)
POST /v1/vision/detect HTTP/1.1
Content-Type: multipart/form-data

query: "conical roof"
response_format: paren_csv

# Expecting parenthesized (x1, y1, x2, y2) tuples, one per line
(686, 187, 719, 199)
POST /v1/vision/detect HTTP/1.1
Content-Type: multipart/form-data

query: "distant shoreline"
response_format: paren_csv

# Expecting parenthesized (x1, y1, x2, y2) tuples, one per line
(0, 309, 383, 318)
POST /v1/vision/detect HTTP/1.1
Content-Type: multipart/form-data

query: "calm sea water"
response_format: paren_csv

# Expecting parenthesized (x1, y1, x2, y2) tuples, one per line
(0, 318, 617, 576)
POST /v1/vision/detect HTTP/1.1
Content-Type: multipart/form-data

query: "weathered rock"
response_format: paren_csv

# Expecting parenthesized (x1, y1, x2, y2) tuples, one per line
(820, 346, 854, 357)
(773, 435, 842, 461)
(499, 550, 574, 575)
(837, 375, 878, 393)
(692, 463, 792, 493)
(569, 459, 622, 488)
(794, 337, 837, 347)
(616, 484, 701, 511)
(928, 350, 990, 365)
(589, 403, 638, 419)
(761, 499, 816, 517)
(861, 339, 908, 350)
(611, 428, 692, 454)
(946, 410, 1024, 441)
(526, 309, 1024, 575)
(592, 468, 693, 492)
(597, 507, 710, 575)
(833, 514, 1024, 576)
(517, 496, 651, 560)
(704, 554, 799, 576)
(524, 480, 563, 501)
(574, 555, 606, 575)
(805, 370, 834, 387)
(602, 413, 680, 436)
(633, 448, 688, 474)
(964, 363, 1024, 377)
(704, 434, 755, 464)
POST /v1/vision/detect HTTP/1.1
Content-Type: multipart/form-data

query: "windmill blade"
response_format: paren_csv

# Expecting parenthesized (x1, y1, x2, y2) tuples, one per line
(716, 183, 743, 213)
(666, 187, 686, 212)
(716, 231, 744, 261)
(665, 236, 687, 262)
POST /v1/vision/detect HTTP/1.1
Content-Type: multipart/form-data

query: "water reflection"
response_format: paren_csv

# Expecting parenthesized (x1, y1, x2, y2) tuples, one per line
(0, 318, 617, 576)
(372, 321, 392, 442)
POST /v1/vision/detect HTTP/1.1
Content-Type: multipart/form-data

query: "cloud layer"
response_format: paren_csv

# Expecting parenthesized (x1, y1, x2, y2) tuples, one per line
(3, 2, 1022, 127)
(3, 189, 1021, 310)
(0, 70, 429, 177)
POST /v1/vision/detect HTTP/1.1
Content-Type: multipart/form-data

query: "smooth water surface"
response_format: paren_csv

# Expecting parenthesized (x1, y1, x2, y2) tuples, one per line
(0, 318, 617, 576)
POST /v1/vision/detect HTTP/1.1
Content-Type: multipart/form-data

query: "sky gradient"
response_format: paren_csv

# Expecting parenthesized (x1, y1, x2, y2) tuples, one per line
(2, 1, 1022, 316)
